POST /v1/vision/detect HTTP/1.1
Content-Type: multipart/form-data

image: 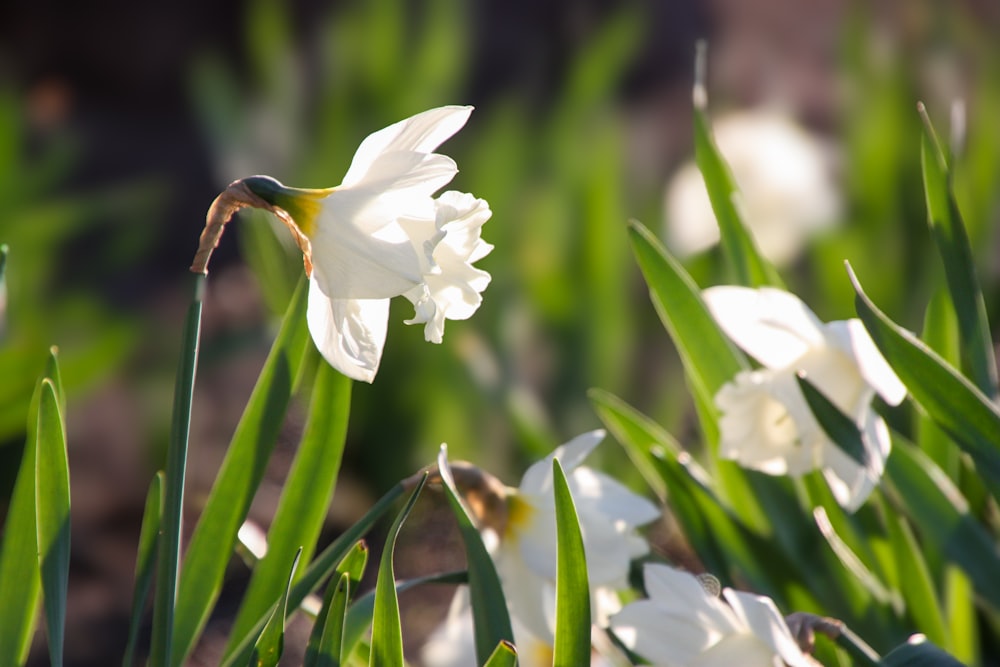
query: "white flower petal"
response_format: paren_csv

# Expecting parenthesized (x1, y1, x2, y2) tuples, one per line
(612, 599, 711, 665)
(569, 467, 660, 528)
(306, 276, 389, 383)
(518, 429, 605, 494)
(723, 590, 810, 667)
(833, 319, 907, 406)
(642, 565, 741, 635)
(820, 410, 890, 511)
(703, 286, 827, 368)
(341, 106, 472, 188)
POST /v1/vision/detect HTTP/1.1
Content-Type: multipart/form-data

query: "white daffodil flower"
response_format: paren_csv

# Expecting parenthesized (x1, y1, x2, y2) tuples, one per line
(493, 430, 660, 644)
(237, 106, 492, 382)
(703, 286, 906, 511)
(665, 109, 840, 266)
(611, 564, 811, 667)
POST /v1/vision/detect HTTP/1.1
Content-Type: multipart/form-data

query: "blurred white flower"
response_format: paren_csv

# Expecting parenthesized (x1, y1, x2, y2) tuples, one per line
(611, 564, 811, 667)
(240, 106, 492, 382)
(421, 587, 612, 667)
(665, 109, 840, 266)
(704, 286, 906, 511)
(493, 429, 660, 644)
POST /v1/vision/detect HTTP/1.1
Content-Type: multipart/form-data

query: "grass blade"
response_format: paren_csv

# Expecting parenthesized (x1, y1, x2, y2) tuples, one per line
(884, 514, 949, 650)
(151, 272, 205, 667)
(248, 549, 302, 667)
(917, 103, 997, 399)
(551, 458, 591, 667)
(881, 637, 966, 666)
(370, 474, 427, 667)
(225, 361, 352, 656)
(692, 42, 784, 288)
(123, 473, 164, 667)
(848, 264, 1000, 496)
(436, 447, 513, 664)
(172, 276, 310, 665)
(35, 378, 70, 667)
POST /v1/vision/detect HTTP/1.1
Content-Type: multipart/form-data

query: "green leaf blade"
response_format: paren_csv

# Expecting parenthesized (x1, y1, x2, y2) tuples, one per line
(35, 378, 70, 667)
(551, 459, 591, 667)
(436, 448, 513, 664)
(225, 361, 352, 656)
(123, 473, 164, 667)
(369, 475, 427, 667)
(172, 276, 311, 666)
(848, 265, 1000, 495)
(918, 105, 997, 399)
(247, 549, 301, 667)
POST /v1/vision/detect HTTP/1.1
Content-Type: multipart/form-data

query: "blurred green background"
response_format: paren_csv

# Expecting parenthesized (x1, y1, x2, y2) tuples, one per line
(2, 0, 1000, 664)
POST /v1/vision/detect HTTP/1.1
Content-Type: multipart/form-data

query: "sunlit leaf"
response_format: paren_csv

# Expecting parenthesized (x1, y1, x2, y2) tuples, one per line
(226, 360, 352, 656)
(884, 436, 1000, 609)
(436, 447, 513, 664)
(692, 43, 784, 289)
(884, 514, 949, 650)
(848, 264, 1000, 496)
(123, 473, 163, 667)
(918, 103, 997, 399)
(482, 641, 517, 667)
(173, 276, 310, 666)
(370, 475, 427, 667)
(551, 459, 591, 667)
(152, 272, 205, 667)
(247, 549, 301, 667)
(35, 378, 70, 667)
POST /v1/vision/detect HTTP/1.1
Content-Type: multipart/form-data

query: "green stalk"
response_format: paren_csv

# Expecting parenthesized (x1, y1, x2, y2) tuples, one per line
(149, 272, 205, 667)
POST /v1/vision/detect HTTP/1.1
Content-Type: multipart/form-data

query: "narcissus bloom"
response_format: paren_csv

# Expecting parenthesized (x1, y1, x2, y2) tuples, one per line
(703, 286, 906, 511)
(611, 564, 811, 667)
(236, 106, 492, 382)
(494, 430, 660, 643)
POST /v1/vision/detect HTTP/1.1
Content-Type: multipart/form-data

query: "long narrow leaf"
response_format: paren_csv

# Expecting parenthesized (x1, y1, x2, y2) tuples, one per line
(307, 573, 350, 667)
(627, 220, 747, 415)
(881, 637, 966, 667)
(151, 272, 205, 667)
(173, 276, 310, 666)
(123, 473, 164, 667)
(917, 103, 997, 399)
(848, 264, 1000, 495)
(0, 358, 55, 666)
(248, 549, 302, 667)
(341, 571, 468, 663)
(35, 378, 70, 667)
(883, 436, 1000, 609)
(223, 484, 407, 667)
(370, 474, 427, 667)
(436, 447, 513, 664)
(884, 514, 949, 650)
(482, 641, 518, 667)
(551, 459, 591, 667)
(304, 541, 368, 667)
(226, 361, 352, 655)
(692, 42, 783, 289)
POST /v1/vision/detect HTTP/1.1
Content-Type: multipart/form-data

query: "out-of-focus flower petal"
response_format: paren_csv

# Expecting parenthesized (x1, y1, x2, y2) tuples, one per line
(703, 286, 826, 369)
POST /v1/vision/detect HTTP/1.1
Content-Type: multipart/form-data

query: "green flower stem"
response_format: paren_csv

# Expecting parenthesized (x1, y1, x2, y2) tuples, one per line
(149, 272, 205, 667)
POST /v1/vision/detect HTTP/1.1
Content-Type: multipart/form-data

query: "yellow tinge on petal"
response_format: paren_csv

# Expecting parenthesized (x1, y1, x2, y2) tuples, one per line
(504, 493, 536, 543)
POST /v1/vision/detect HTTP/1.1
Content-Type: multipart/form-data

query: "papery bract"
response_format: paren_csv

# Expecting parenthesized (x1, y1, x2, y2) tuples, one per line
(704, 286, 906, 510)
